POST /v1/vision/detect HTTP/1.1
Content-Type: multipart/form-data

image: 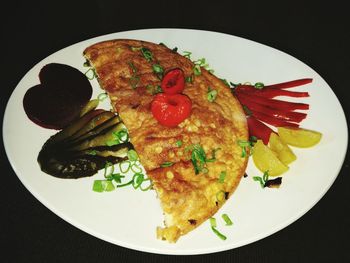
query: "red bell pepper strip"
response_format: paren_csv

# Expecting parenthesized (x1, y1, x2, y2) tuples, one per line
(235, 85, 309, 98)
(250, 110, 299, 128)
(247, 116, 274, 144)
(235, 92, 309, 111)
(236, 95, 307, 123)
(264, 78, 313, 89)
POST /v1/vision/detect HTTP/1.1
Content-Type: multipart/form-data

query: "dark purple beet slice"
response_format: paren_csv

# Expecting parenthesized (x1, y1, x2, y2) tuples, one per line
(39, 63, 92, 104)
(23, 63, 93, 129)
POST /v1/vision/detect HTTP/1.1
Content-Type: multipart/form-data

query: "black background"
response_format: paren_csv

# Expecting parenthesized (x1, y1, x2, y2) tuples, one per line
(1, 1, 349, 262)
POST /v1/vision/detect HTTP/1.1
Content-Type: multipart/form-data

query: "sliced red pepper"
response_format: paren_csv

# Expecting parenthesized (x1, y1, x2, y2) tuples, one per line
(251, 110, 299, 128)
(161, 68, 185, 94)
(235, 85, 309, 98)
(235, 91, 309, 111)
(264, 78, 313, 89)
(151, 93, 192, 127)
(247, 116, 274, 144)
(237, 95, 307, 123)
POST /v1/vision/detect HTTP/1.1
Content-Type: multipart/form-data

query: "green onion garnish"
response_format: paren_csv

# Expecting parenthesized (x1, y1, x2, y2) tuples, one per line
(185, 75, 193, 83)
(207, 88, 218, 102)
(210, 217, 217, 228)
(221, 79, 231, 87)
(172, 47, 178, 52)
(160, 161, 174, 167)
(128, 62, 137, 73)
(218, 171, 226, 183)
(97, 92, 108, 102)
(216, 190, 225, 202)
(131, 162, 143, 173)
(193, 65, 201, 76)
(183, 51, 192, 59)
(127, 149, 139, 161)
(119, 161, 131, 173)
(152, 64, 164, 75)
(87, 150, 97, 155)
(254, 82, 265, 89)
(211, 226, 227, 240)
(92, 180, 115, 192)
(85, 68, 97, 80)
(105, 139, 120, 146)
(141, 47, 153, 61)
(237, 139, 254, 158)
(222, 214, 233, 226)
(253, 170, 269, 188)
(111, 173, 124, 183)
(175, 140, 183, 147)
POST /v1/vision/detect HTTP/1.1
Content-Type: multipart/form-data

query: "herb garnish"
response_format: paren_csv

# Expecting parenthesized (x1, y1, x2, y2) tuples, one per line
(218, 171, 226, 183)
(186, 144, 218, 174)
(141, 47, 153, 62)
(253, 170, 270, 188)
(85, 67, 97, 80)
(222, 214, 233, 226)
(160, 161, 174, 167)
(207, 87, 218, 102)
(237, 139, 255, 158)
(209, 217, 227, 240)
(152, 64, 164, 75)
(254, 82, 265, 89)
(175, 140, 183, 147)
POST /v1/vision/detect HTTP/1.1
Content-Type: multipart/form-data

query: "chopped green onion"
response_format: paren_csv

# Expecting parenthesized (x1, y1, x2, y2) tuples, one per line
(254, 82, 265, 89)
(131, 163, 143, 173)
(222, 214, 233, 226)
(127, 149, 139, 161)
(207, 88, 218, 102)
(183, 51, 192, 59)
(128, 62, 137, 73)
(83, 60, 90, 67)
(116, 179, 133, 188)
(211, 227, 227, 240)
(119, 161, 131, 173)
(218, 171, 226, 183)
(221, 79, 230, 87)
(185, 75, 193, 83)
(111, 173, 124, 183)
(141, 47, 153, 61)
(253, 176, 265, 188)
(193, 65, 201, 76)
(175, 140, 183, 147)
(103, 162, 114, 179)
(152, 64, 164, 74)
(210, 217, 217, 228)
(97, 92, 108, 102)
(92, 180, 115, 192)
(237, 139, 253, 158)
(113, 129, 129, 143)
(159, 42, 167, 47)
(105, 139, 120, 146)
(160, 161, 174, 167)
(263, 170, 269, 182)
(172, 47, 178, 52)
(85, 68, 97, 80)
(87, 150, 97, 155)
(242, 105, 252, 116)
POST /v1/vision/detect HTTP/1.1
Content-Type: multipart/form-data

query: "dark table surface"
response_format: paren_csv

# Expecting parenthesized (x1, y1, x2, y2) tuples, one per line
(1, 1, 349, 262)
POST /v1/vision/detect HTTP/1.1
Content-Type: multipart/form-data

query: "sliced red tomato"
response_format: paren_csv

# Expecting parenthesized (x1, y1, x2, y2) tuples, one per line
(161, 68, 185, 94)
(151, 93, 192, 127)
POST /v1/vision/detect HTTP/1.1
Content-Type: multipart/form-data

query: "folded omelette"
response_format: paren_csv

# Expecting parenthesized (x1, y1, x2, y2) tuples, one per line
(83, 39, 248, 242)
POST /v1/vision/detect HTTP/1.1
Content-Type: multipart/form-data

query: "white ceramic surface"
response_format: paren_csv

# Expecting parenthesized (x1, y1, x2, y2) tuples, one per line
(3, 29, 348, 255)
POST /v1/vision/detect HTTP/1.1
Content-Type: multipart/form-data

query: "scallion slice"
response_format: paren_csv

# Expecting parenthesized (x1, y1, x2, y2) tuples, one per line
(127, 149, 139, 161)
(160, 161, 174, 168)
(211, 226, 227, 240)
(141, 47, 153, 61)
(210, 217, 217, 228)
(207, 88, 218, 102)
(218, 171, 226, 183)
(222, 214, 233, 226)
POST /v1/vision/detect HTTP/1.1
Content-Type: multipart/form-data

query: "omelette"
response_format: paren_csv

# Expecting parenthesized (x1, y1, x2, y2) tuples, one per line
(83, 39, 248, 242)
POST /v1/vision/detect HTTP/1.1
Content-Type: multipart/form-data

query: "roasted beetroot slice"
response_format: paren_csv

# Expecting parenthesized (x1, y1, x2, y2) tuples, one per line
(23, 63, 93, 129)
(23, 84, 83, 129)
(39, 63, 92, 104)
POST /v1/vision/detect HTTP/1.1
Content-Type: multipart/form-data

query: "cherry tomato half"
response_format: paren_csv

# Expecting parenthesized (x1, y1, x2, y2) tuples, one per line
(151, 93, 192, 127)
(161, 68, 185, 94)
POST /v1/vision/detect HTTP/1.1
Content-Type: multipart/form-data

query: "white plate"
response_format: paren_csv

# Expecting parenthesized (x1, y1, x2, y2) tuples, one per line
(3, 29, 348, 255)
